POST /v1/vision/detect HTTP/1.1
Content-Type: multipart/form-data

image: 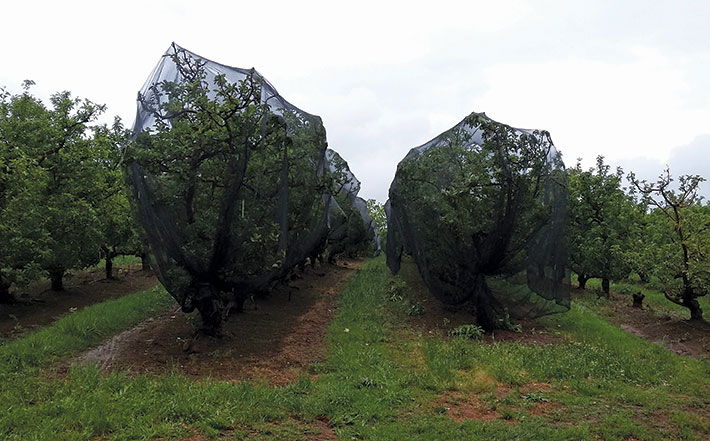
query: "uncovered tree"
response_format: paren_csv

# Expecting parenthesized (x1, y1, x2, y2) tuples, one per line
(0, 84, 106, 294)
(629, 169, 709, 320)
(568, 156, 638, 294)
(0, 84, 48, 301)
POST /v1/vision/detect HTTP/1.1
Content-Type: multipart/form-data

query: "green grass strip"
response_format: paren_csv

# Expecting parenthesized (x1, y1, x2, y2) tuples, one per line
(0, 285, 173, 376)
(2, 258, 710, 440)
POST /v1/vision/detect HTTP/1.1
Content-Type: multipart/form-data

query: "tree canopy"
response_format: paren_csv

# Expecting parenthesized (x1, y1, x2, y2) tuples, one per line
(127, 45, 335, 334)
(0, 83, 116, 296)
(386, 112, 570, 330)
(568, 156, 639, 293)
(629, 169, 709, 320)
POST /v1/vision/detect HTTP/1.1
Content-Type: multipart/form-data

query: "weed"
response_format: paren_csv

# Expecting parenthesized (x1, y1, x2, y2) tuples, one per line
(449, 324, 484, 339)
(500, 408, 515, 420)
(407, 302, 425, 316)
(522, 392, 549, 403)
(496, 310, 522, 333)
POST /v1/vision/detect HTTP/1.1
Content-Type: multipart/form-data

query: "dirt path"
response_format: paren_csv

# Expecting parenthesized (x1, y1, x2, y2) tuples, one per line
(70, 259, 364, 384)
(0, 267, 157, 341)
(574, 289, 710, 361)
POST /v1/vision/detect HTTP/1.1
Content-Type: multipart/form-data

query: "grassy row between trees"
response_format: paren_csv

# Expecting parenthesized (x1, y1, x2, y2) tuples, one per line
(0, 286, 173, 375)
(1, 257, 709, 440)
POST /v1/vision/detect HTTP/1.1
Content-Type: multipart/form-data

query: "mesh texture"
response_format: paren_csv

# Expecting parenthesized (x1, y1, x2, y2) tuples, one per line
(386, 111, 570, 324)
(127, 44, 375, 325)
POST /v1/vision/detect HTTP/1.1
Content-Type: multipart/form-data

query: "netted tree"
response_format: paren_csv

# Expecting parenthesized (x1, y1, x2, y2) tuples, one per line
(324, 149, 382, 260)
(127, 44, 332, 335)
(387, 112, 570, 330)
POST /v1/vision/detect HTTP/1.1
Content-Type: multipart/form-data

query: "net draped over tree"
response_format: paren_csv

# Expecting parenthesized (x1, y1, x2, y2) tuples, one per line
(127, 44, 342, 334)
(324, 149, 382, 259)
(386, 112, 570, 330)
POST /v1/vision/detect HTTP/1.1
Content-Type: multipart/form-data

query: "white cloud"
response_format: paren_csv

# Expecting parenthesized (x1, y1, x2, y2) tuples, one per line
(473, 46, 710, 167)
(3, 0, 710, 204)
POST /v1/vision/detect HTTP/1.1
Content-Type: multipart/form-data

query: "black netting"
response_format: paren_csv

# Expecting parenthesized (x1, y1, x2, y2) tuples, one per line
(127, 43, 336, 333)
(386, 112, 570, 329)
(324, 149, 382, 257)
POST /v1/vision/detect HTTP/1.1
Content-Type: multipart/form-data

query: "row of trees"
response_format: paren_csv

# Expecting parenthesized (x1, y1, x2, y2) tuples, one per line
(0, 82, 141, 302)
(126, 44, 382, 334)
(1, 51, 380, 338)
(569, 156, 709, 319)
(2, 68, 706, 325)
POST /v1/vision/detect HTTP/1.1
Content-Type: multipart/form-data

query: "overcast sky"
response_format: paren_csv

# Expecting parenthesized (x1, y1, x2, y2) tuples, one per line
(2, 0, 709, 202)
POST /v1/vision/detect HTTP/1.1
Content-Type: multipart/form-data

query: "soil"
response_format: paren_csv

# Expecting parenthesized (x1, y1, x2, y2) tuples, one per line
(0, 266, 157, 341)
(434, 382, 562, 424)
(67, 259, 364, 384)
(573, 288, 710, 361)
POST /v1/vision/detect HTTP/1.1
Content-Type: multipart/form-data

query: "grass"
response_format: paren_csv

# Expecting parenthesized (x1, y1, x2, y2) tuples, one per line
(1, 257, 709, 440)
(0, 286, 174, 373)
(92, 254, 144, 270)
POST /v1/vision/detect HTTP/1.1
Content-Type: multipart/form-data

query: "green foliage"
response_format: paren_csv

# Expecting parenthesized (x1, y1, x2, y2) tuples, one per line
(366, 198, 387, 236)
(389, 113, 568, 328)
(0, 84, 120, 295)
(92, 119, 141, 276)
(333, 194, 370, 257)
(128, 48, 329, 326)
(0, 87, 50, 295)
(568, 156, 638, 288)
(0, 286, 173, 375)
(629, 168, 709, 319)
(449, 324, 485, 339)
(407, 301, 425, 316)
(2, 257, 709, 440)
(394, 119, 553, 280)
(324, 149, 377, 258)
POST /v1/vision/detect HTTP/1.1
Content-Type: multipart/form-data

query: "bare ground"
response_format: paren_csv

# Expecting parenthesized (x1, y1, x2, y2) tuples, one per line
(0, 266, 157, 341)
(66, 259, 364, 384)
(573, 288, 710, 361)
(433, 381, 563, 424)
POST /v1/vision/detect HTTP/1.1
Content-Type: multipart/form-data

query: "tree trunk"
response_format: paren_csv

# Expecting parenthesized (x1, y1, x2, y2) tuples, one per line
(601, 278, 610, 296)
(50, 270, 64, 291)
(637, 271, 650, 284)
(473, 276, 497, 331)
(577, 274, 588, 290)
(683, 291, 703, 321)
(105, 255, 115, 280)
(140, 252, 150, 271)
(192, 282, 224, 337)
(632, 292, 645, 308)
(0, 279, 15, 304)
